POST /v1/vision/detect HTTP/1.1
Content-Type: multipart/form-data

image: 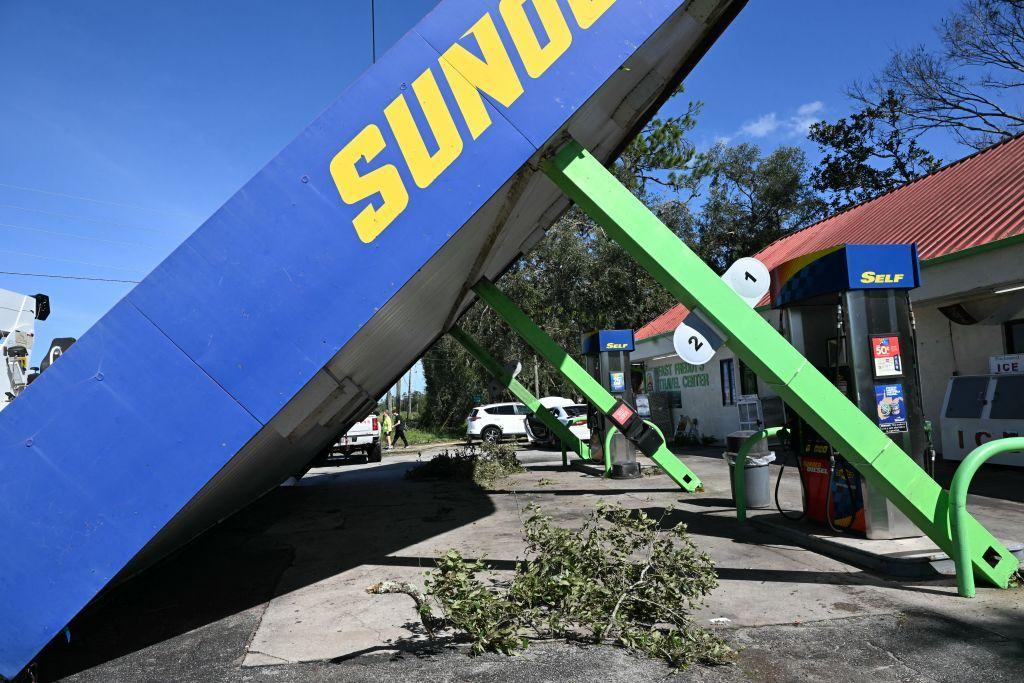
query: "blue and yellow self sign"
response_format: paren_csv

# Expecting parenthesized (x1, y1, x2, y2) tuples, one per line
(582, 329, 635, 354)
(770, 244, 921, 308)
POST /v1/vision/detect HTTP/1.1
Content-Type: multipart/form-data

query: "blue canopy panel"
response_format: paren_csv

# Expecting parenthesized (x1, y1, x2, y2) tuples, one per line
(0, 0, 745, 676)
(770, 243, 922, 308)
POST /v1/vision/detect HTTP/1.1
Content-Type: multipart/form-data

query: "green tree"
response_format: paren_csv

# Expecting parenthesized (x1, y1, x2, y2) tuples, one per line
(420, 99, 702, 431)
(420, 104, 827, 430)
(693, 143, 824, 272)
(809, 92, 942, 213)
(419, 336, 488, 433)
(614, 100, 703, 199)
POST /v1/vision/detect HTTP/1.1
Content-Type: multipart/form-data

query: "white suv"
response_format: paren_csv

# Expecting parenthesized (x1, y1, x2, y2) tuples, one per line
(524, 397, 590, 447)
(466, 402, 530, 443)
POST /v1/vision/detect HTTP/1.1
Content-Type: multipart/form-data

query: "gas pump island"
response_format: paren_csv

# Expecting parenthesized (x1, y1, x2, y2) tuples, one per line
(770, 244, 928, 539)
(581, 329, 642, 479)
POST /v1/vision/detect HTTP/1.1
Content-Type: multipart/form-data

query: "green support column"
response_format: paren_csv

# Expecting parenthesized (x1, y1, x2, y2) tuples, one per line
(473, 279, 703, 492)
(542, 140, 1017, 589)
(450, 325, 589, 463)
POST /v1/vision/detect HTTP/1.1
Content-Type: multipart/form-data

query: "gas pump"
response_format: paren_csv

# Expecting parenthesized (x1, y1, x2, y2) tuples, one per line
(582, 329, 641, 479)
(771, 244, 930, 539)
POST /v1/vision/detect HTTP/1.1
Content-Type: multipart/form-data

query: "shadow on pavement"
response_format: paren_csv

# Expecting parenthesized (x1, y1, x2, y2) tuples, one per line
(31, 460, 496, 682)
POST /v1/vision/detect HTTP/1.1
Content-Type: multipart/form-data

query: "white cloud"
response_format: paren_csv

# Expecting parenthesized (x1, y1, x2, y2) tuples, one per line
(739, 113, 780, 138)
(796, 101, 824, 117)
(731, 101, 826, 142)
(789, 100, 824, 136)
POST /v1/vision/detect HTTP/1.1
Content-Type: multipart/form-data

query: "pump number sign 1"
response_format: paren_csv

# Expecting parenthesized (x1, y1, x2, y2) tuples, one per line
(673, 257, 769, 365)
(871, 335, 903, 378)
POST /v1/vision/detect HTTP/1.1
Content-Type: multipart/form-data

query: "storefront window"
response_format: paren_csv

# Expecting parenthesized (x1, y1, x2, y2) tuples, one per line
(739, 360, 758, 396)
(1005, 319, 1024, 354)
(720, 359, 736, 406)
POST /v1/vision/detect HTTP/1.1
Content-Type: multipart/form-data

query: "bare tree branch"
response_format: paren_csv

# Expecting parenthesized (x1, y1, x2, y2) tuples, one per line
(851, 1, 1024, 149)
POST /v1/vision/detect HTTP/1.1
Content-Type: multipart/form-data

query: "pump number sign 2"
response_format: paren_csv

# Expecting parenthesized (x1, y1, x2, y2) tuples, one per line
(673, 257, 769, 365)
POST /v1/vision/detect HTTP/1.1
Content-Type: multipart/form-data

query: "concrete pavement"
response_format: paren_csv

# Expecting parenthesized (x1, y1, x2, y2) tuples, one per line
(29, 443, 1024, 681)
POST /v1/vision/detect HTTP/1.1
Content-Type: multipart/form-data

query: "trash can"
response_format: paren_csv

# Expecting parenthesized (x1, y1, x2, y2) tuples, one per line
(723, 449, 776, 510)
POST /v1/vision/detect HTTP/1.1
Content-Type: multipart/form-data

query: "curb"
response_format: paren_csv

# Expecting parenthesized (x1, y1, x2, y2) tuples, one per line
(751, 515, 1024, 579)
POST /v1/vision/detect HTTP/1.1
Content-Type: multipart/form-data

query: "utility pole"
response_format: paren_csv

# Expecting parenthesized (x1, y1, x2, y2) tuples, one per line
(407, 371, 412, 420)
(534, 356, 540, 396)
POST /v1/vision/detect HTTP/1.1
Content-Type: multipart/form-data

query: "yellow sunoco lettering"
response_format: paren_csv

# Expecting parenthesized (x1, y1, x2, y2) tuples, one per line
(330, 124, 409, 244)
(860, 271, 875, 284)
(499, 0, 573, 79)
(440, 13, 525, 140)
(384, 68, 464, 189)
(567, 0, 616, 29)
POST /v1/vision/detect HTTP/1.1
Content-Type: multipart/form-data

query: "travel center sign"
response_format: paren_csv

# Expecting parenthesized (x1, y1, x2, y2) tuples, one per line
(653, 362, 710, 391)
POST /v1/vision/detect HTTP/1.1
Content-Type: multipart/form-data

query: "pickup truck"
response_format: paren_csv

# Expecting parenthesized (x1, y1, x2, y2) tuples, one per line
(312, 413, 382, 467)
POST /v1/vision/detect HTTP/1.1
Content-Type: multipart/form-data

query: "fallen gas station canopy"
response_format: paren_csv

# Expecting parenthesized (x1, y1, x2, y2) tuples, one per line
(0, 1, 747, 676)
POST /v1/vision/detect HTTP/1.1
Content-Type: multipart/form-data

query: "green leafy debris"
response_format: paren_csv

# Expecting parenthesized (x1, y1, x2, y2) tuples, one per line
(411, 503, 732, 669)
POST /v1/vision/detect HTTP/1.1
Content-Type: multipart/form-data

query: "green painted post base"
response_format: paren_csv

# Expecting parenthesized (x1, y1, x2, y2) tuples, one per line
(951, 438, 1024, 597)
(473, 280, 702, 492)
(603, 421, 676, 481)
(450, 326, 589, 461)
(542, 140, 1016, 589)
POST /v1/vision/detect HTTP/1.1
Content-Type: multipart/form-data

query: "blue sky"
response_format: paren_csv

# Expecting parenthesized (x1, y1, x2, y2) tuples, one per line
(677, 0, 963, 162)
(0, 0, 965, 387)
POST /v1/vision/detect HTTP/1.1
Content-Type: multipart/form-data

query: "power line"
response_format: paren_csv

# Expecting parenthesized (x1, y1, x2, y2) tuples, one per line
(0, 181, 201, 220)
(0, 270, 139, 284)
(0, 221, 158, 248)
(0, 203, 186, 237)
(0, 248, 145, 273)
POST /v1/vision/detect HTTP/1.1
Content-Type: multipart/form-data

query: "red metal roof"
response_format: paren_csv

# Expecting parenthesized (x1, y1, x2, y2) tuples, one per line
(636, 134, 1024, 341)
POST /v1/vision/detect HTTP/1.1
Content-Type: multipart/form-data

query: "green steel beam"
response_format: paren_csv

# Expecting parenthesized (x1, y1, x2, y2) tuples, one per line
(450, 325, 589, 462)
(951, 437, 1024, 597)
(734, 427, 787, 524)
(542, 140, 1017, 589)
(472, 279, 703, 492)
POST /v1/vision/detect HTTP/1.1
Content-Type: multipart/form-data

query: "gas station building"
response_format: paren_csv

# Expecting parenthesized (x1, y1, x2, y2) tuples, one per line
(634, 133, 1024, 460)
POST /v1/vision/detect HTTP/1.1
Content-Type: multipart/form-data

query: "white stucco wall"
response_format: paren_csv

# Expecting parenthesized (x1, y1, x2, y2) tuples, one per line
(913, 305, 1006, 439)
(646, 353, 739, 442)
